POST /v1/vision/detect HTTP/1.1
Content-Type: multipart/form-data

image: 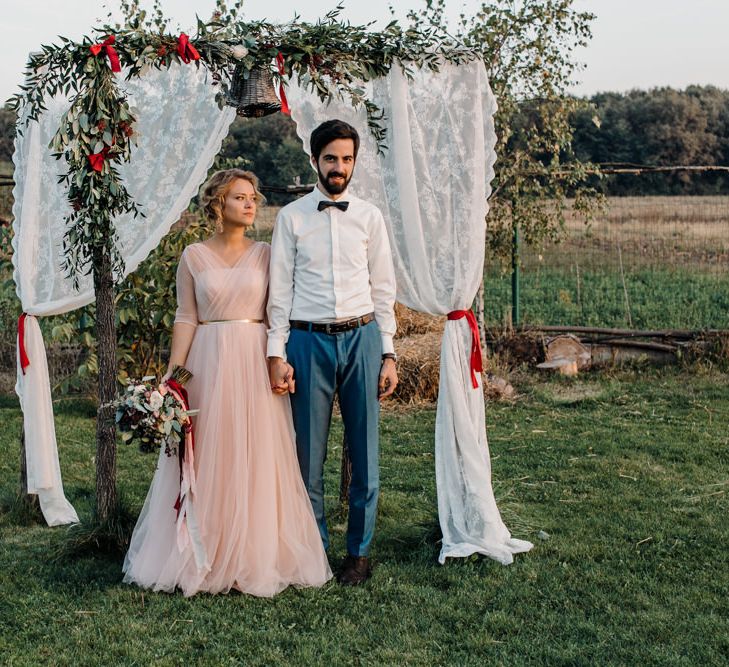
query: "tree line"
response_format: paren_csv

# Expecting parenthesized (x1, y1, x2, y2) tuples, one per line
(2, 84, 727, 199)
(571, 85, 729, 195)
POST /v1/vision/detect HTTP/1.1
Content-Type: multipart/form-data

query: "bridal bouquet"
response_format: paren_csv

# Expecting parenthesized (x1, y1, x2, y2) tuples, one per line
(114, 366, 196, 455)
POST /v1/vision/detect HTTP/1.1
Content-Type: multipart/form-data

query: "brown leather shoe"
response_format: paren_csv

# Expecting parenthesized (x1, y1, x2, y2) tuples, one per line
(337, 554, 372, 586)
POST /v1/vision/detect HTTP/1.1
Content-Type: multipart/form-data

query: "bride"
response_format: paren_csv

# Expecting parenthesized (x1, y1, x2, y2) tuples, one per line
(123, 168, 332, 597)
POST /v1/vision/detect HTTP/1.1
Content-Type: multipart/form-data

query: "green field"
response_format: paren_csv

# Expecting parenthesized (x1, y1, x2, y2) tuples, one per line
(2, 196, 729, 336)
(484, 196, 729, 329)
(484, 266, 729, 329)
(1, 367, 727, 665)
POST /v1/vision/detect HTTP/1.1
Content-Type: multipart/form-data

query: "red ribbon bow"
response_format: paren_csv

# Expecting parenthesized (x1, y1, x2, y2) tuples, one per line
(166, 378, 195, 516)
(447, 309, 484, 389)
(87, 146, 110, 172)
(89, 35, 121, 73)
(18, 313, 30, 374)
(276, 52, 290, 115)
(177, 33, 200, 64)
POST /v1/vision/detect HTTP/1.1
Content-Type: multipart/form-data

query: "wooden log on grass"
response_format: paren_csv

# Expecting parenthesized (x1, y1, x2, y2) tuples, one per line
(513, 325, 712, 340)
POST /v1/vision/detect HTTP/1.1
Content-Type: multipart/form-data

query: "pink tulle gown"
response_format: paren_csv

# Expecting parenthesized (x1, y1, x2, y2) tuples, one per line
(123, 241, 332, 597)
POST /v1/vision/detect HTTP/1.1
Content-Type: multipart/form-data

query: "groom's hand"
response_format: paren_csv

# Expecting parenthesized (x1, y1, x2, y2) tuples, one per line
(268, 357, 296, 395)
(378, 358, 398, 400)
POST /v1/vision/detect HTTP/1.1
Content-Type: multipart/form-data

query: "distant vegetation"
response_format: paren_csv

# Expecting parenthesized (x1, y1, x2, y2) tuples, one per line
(2, 85, 728, 198)
(0, 107, 13, 165)
(571, 86, 729, 195)
(216, 112, 313, 205)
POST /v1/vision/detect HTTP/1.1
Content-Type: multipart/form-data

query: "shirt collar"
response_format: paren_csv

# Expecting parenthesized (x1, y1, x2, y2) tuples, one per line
(311, 183, 350, 205)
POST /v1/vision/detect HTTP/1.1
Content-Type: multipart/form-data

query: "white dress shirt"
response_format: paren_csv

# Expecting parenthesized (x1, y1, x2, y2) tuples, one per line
(267, 186, 397, 358)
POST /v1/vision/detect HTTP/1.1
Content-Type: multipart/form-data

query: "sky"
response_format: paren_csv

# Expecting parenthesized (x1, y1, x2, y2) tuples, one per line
(2, 0, 728, 103)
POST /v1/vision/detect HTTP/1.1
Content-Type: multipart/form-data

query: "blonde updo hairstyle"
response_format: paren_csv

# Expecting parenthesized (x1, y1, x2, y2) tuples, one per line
(200, 168, 265, 233)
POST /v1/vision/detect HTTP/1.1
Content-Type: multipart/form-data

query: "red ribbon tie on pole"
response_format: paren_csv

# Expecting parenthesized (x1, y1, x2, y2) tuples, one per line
(447, 309, 483, 389)
(18, 313, 30, 374)
(90, 35, 121, 72)
(177, 33, 200, 64)
(276, 52, 290, 115)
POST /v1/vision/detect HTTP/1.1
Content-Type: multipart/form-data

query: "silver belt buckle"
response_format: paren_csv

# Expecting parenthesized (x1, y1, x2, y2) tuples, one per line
(324, 322, 333, 334)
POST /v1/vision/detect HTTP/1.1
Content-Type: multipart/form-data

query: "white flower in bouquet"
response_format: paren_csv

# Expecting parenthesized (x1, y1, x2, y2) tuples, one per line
(148, 390, 164, 411)
(231, 44, 248, 59)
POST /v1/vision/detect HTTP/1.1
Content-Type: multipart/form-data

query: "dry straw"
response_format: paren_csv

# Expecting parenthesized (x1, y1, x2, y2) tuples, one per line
(392, 304, 517, 404)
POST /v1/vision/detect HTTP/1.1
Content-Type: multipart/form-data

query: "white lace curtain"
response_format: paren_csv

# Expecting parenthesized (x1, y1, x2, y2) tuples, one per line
(13, 63, 235, 525)
(288, 60, 532, 563)
(15, 57, 532, 563)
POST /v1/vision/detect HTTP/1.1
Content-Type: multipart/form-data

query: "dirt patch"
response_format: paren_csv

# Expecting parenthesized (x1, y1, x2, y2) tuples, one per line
(0, 369, 16, 394)
(488, 331, 546, 366)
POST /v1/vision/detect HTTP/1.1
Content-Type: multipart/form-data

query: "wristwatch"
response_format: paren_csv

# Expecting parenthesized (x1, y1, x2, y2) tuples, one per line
(381, 353, 397, 362)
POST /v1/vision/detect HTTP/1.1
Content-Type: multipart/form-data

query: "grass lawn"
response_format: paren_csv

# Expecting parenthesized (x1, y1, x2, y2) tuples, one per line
(1, 367, 728, 665)
(483, 266, 729, 330)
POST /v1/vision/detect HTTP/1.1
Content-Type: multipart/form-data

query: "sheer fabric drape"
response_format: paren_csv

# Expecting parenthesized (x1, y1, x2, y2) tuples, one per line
(287, 60, 532, 563)
(13, 63, 235, 525)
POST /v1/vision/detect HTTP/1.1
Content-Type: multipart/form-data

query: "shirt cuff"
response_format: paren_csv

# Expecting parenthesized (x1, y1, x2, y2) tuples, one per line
(381, 333, 395, 355)
(266, 336, 287, 360)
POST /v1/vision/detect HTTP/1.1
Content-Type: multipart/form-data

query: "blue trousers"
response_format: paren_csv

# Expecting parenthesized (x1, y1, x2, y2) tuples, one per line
(287, 320, 381, 556)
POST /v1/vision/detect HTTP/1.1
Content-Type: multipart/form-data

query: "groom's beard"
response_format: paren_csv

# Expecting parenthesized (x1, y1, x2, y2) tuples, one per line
(317, 165, 354, 196)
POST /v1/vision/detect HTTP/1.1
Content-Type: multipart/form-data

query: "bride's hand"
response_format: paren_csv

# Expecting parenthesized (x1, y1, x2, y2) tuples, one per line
(269, 358, 296, 395)
(281, 363, 296, 394)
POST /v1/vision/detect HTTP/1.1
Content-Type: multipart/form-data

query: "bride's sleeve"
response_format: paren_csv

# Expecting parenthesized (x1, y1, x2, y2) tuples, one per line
(174, 249, 198, 327)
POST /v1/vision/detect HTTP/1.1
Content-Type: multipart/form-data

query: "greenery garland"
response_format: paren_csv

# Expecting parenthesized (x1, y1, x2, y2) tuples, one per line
(9, 1, 477, 285)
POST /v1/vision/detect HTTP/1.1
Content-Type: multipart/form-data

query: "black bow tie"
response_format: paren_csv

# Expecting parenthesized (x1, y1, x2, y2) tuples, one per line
(317, 200, 349, 212)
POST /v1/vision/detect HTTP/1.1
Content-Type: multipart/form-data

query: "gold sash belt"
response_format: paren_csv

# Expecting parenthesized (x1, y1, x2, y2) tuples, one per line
(198, 319, 264, 325)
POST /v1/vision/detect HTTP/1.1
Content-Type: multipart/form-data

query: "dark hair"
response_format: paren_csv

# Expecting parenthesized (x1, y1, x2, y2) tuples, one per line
(310, 119, 360, 161)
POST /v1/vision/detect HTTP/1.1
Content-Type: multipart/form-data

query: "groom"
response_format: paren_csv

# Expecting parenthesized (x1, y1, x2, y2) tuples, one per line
(267, 119, 398, 585)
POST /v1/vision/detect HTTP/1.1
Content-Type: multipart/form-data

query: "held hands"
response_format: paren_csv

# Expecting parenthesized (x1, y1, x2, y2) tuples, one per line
(268, 357, 296, 395)
(378, 358, 398, 400)
(268, 356, 395, 398)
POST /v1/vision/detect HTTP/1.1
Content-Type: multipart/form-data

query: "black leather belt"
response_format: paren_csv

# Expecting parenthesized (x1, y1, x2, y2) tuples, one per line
(290, 313, 375, 334)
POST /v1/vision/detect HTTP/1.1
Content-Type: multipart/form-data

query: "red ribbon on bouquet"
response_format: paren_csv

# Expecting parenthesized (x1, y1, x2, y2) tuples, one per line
(18, 313, 30, 374)
(177, 33, 200, 64)
(166, 378, 196, 516)
(447, 309, 483, 389)
(89, 35, 121, 73)
(276, 52, 290, 115)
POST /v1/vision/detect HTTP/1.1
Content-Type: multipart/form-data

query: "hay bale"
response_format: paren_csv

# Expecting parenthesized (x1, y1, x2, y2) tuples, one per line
(393, 331, 442, 404)
(394, 303, 444, 339)
(393, 330, 516, 404)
